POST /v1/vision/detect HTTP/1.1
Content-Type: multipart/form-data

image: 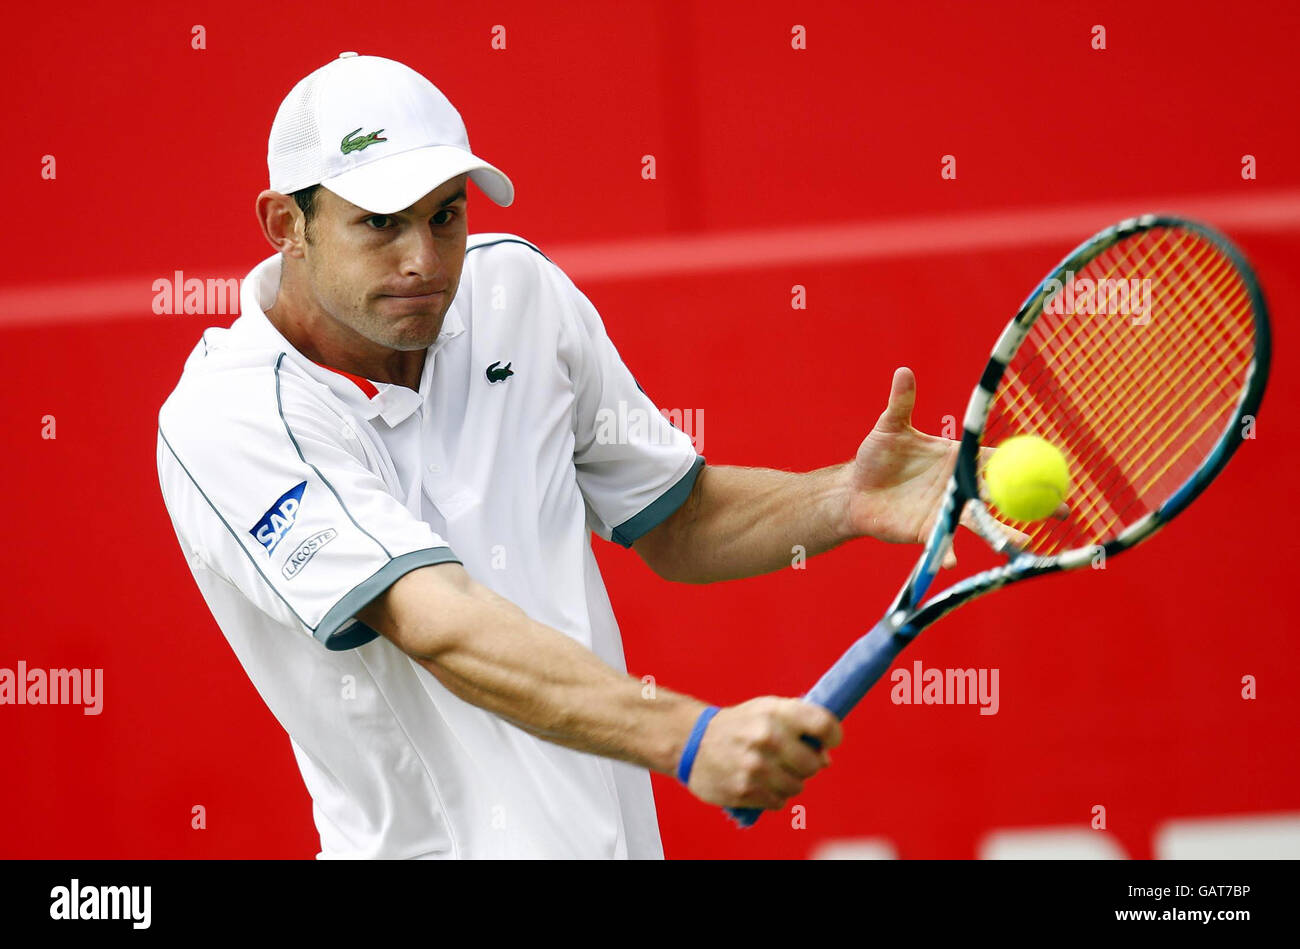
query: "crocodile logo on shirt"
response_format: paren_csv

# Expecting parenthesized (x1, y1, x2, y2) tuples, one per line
(341, 127, 388, 154)
(486, 361, 514, 384)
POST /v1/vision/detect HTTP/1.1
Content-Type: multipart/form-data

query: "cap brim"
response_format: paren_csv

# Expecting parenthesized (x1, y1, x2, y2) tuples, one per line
(320, 144, 514, 214)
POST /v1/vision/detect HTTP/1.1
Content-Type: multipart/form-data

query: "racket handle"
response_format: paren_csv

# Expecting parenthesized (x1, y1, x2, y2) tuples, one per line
(803, 616, 915, 719)
(725, 618, 914, 828)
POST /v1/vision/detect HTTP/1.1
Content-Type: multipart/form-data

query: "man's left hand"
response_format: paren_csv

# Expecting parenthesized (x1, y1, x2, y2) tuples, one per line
(843, 366, 969, 567)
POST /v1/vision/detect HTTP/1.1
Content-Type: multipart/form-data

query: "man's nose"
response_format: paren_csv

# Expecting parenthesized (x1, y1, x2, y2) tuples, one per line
(400, 225, 447, 278)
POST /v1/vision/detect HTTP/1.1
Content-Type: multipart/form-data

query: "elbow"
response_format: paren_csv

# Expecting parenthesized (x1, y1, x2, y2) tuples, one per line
(631, 515, 700, 583)
(652, 558, 707, 584)
(632, 472, 708, 583)
(634, 540, 691, 583)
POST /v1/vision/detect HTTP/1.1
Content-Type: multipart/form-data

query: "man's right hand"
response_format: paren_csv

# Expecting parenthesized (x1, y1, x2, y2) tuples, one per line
(686, 697, 842, 810)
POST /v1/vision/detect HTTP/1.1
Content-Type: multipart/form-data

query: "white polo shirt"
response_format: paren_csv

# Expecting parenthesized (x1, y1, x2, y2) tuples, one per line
(155, 233, 705, 859)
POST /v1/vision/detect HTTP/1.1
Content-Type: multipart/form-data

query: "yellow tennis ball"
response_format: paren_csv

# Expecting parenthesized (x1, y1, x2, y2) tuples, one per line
(984, 435, 1070, 522)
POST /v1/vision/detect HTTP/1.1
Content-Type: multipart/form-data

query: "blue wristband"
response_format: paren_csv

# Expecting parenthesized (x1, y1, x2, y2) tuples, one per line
(677, 705, 720, 785)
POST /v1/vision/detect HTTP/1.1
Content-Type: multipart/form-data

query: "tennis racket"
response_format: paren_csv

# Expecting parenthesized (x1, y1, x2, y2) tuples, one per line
(727, 214, 1271, 827)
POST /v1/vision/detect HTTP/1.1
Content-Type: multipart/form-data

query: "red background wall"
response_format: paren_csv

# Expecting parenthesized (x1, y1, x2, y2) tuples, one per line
(2, 0, 1297, 858)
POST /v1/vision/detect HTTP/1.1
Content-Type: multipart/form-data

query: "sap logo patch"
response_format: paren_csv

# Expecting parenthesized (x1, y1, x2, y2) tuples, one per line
(251, 481, 307, 554)
(282, 528, 338, 579)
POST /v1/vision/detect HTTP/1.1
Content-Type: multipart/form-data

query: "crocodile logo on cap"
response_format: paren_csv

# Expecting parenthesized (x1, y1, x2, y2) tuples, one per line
(341, 128, 388, 155)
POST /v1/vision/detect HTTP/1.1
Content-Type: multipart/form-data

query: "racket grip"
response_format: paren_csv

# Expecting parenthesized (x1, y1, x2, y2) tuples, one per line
(724, 618, 913, 828)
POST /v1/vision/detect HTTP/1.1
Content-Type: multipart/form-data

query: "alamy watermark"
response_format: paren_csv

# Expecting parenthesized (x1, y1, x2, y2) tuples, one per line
(1043, 271, 1152, 325)
(49, 879, 150, 929)
(595, 399, 705, 454)
(890, 660, 999, 715)
(0, 661, 103, 715)
(152, 271, 243, 315)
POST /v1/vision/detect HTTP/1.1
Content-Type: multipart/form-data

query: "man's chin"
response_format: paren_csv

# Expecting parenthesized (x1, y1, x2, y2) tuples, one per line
(370, 327, 438, 351)
(390, 324, 444, 351)
(368, 308, 444, 350)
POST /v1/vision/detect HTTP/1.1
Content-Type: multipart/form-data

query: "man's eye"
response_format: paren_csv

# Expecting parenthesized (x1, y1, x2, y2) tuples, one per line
(433, 209, 458, 226)
(365, 215, 393, 229)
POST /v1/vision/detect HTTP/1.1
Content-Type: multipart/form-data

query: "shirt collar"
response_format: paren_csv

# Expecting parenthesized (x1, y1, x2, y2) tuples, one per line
(236, 253, 463, 426)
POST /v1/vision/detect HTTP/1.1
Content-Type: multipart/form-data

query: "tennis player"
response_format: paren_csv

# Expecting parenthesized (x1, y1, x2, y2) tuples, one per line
(155, 53, 963, 858)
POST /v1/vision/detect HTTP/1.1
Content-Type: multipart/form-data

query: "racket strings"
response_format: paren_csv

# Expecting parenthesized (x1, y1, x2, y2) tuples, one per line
(982, 226, 1256, 555)
(1034, 231, 1242, 450)
(1092, 235, 1251, 460)
(1124, 254, 1254, 495)
(1017, 232, 1198, 529)
(1012, 233, 1252, 547)
(990, 230, 1202, 542)
(1048, 233, 1245, 437)
(1042, 234, 1251, 510)
(1026, 234, 1252, 545)
(1094, 235, 1253, 497)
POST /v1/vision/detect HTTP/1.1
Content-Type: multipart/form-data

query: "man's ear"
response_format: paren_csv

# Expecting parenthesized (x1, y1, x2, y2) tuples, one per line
(255, 190, 309, 258)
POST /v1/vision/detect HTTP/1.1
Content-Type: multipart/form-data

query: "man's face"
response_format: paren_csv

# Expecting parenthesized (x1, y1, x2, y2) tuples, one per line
(296, 173, 469, 352)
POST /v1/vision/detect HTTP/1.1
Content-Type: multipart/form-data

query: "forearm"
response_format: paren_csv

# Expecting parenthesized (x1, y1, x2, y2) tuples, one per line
(644, 462, 858, 583)
(358, 564, 707, 774)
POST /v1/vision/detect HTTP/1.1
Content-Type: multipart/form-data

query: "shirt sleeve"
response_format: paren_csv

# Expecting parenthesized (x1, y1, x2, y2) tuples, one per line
(157, 357, 459, 650)
(551, 263, 706, 547)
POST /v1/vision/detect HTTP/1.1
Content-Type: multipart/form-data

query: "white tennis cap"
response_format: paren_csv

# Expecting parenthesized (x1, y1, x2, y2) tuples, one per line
(267, 52, 514, 214)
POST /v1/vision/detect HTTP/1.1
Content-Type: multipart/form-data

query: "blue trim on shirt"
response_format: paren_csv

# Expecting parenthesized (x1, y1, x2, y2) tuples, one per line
(610, 456, 706, 548)
(316, 547, 462, 649)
